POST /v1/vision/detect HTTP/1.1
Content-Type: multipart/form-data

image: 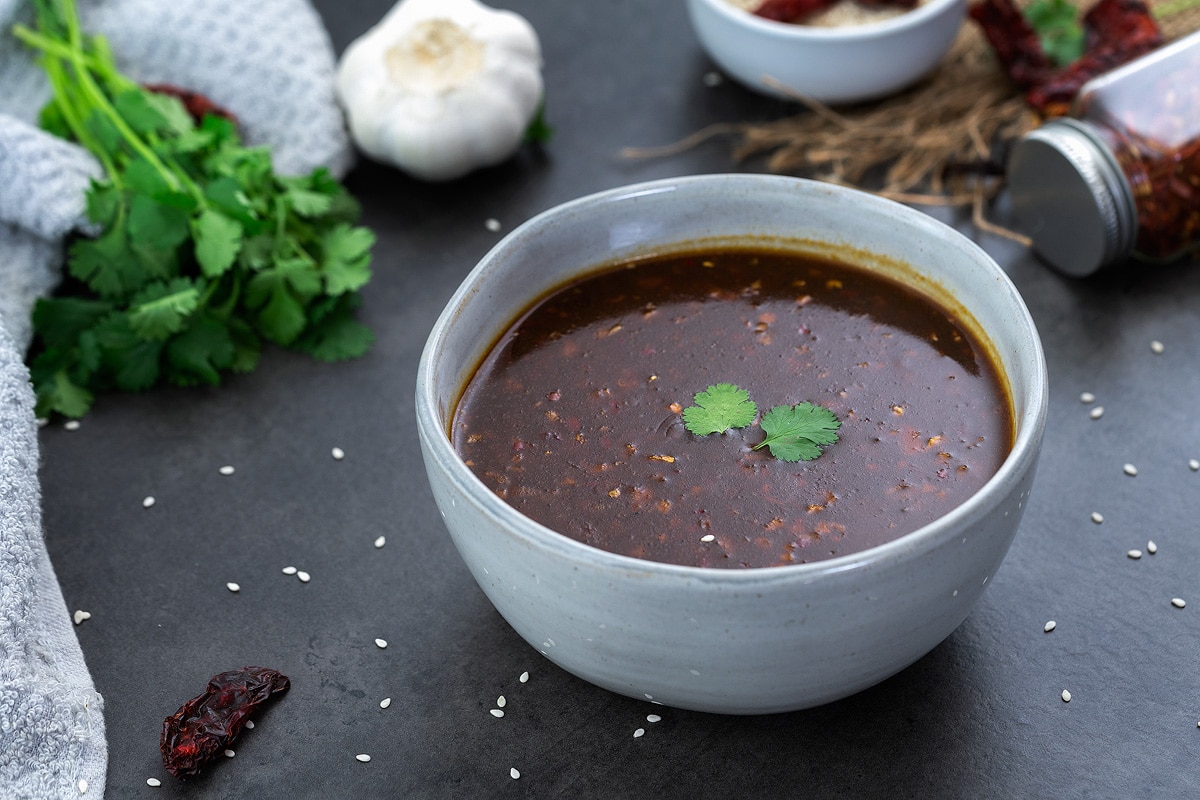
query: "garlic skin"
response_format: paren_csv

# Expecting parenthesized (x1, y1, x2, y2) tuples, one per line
(336, 0, 544, 181)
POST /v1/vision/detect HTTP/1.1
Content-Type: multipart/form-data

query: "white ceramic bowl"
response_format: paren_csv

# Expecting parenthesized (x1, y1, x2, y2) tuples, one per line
(416, 174, 1047, 714)
(686, 0, 967, 103)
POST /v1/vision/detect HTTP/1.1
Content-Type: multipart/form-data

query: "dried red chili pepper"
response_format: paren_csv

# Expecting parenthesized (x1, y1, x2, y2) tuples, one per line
(754, 0, 839, 22)
(967, 0, 1055, 90)
(142, 82, 239, 125)
(160, 666, 290, 779)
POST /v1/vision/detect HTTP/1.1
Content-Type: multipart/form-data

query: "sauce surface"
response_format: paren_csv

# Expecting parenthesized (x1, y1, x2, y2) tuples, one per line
(452, 247, 1012, 569)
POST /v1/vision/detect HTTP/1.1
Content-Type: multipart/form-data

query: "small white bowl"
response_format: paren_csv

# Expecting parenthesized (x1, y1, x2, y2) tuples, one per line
(686, 0, 967, 103)
(416, 174, 1047, 714)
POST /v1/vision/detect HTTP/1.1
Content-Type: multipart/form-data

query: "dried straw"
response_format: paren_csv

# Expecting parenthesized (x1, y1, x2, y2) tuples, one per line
(623, 0, 1200, 240)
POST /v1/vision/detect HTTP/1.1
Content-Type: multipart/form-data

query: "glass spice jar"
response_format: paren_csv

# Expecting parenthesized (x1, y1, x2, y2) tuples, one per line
(1007, 30, 1200, 277)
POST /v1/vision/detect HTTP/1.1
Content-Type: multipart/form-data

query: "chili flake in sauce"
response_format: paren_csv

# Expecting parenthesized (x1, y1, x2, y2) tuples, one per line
(452, 247, 1012, 569)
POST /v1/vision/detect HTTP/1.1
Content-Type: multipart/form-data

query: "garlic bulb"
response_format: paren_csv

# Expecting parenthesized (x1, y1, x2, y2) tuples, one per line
(335, 0, 544, 181)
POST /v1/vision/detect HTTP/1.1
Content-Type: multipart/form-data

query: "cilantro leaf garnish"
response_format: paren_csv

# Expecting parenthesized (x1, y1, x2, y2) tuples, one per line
(752, 403, 841, 462)
(1023, 0, 1085, 67)
(13, 0, 375, 418)
(682, 383, 758, 435)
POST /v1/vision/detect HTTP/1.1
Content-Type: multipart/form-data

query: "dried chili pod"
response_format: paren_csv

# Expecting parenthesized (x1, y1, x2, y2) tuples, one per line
(753, 0, 840, 23)
(141, 82, 239, 125)
(968, 0, 1055, 90)
(160, 666, 290, 779)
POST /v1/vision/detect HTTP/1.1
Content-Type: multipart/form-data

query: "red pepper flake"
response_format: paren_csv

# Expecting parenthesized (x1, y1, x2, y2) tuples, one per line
(160, 667, 290, 779)
(142, 83, 239, 125)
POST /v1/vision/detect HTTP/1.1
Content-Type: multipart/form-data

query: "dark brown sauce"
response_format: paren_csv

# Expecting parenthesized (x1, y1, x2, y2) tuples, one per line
(452, 247, 1013, 569)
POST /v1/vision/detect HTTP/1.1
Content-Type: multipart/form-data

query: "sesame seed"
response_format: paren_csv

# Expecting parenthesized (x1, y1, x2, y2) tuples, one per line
(77, 778, 88, 793)
(1190, 459, 1199, 472)
(496, 695, 506, 708)
(226, 582, 241, 592)
(647, 714, 662, 723)
(485, 218, 502, 232)
(355, 754, 371, 763)
(490, 708, 504, 718)
(146, 778, 161, 787)
(519, 671, 529, 683)
(245, 720, 254, 729)
(1091, 512, 1104, 524)
(282, 566, 298, 575)
(1147, 540, 1158, 554)
(1089, 406, 1104, 420)
(224, 749, 235, 758)
(1123, 463, 1138, 476)
(1079, 392, 1095, 404)
(1061, 690, 1071, 703)
(142, 496, 155, 509)
(1150, 340, 1165, 354)
(700, 534, 715, 543)
(633, 728, 645, 738)
(331, 446, 345, 461)
(64, 420, 81, 431)
(1044, 621, 1056, 633)
(1127, 549, 1143, 559)
(374, 535, 386, 549)
(73, 610, 91, 625)
(1172, 598, 1187, 609)
(218, 465, 235, 476)
(380, 697, 392, 709)
(510, 768, 521, 780)
(297, 571, 311, 583)
(375, 638, 388, 649)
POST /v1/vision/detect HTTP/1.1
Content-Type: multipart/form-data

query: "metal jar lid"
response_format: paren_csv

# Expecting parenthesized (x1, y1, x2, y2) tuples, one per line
(1008, 118, 1138, 277)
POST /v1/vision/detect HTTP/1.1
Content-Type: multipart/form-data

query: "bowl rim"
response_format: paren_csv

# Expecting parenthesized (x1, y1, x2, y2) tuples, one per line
(689, 0, 966, 41)
(416, 173, 1048, 587)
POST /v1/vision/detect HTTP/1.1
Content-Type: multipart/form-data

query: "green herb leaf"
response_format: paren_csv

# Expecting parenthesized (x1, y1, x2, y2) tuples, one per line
(1023, 0, 1085, 67)
(127, 277, 202, 341)
(682, 383, 758, 436)
(753, 402, 841, 462)
(191, 208, 243, 277)
(319, 223, 375, 295)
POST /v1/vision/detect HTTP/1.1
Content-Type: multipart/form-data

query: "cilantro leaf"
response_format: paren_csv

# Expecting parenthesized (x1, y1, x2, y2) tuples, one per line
(753, 403, 841, 462)
(165, 314, 236, 386)
(293, 294, 374, 361)
(682, 383, 758, 436)
(1023, 0, 1084, 66)
(192, 208, 243, 277)
(127, 277, 201, 340)
(319, 223, 375, 295)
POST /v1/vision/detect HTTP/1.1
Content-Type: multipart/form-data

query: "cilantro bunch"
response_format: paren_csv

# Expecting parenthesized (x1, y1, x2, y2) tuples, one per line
(14, 0, 375, 417)
(682, 383, 841, 462)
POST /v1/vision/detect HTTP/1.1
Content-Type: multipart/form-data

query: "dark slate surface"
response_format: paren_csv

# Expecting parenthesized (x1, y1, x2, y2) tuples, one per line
(39, 1, 1200, 797)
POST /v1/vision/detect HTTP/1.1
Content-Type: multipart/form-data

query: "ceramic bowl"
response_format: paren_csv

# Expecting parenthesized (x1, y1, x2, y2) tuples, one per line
(685, 0, 967, 103)
(416, 174, 1047, 714)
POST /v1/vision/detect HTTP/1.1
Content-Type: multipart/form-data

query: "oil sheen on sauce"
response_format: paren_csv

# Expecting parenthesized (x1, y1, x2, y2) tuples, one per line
(452, 247, 1013, 569)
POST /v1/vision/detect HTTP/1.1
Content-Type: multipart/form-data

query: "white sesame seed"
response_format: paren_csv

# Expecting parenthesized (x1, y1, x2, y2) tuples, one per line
(73, 610, 91, 625)
(633, 728, 645, 738)
(1147, 540, 1158, 554)
(1079, 392, 1095, 404)
(496, 695, 506, 708)
(1190, 459, 1199, 472)
(64, 420, 81, 431)
(226, 582, 240, 592)
(297, 571, 311, 583)
(146, 778, 161, 787)
(1128, 549, 1143, 559)
(1061, 689, 1071, 703)
(490, 708, 504, 718)
(699, 533, 715, 543)
(1123, 463, 1138, 476)
(77, 778, 87, 793)
(374, 535, 386, 549)
(36, 417, 48, 427)
(519, 671, 529, 683)
(647, 714, 662, 723)
(282, 566, 298, 575)
(485, 218, 502, 232)
(380, 697, 391, 709)
(218, 465, 235, 476)
(245, 720, 254, 729)
(1044, 621, 1056, 633)
(331, 447, 345, 461)
(142, 496, 155, 509)
(1089, 406, 1105, 420)
(355, 754, 371, 763)
(510, 768, 521, 780)
(1151, 340, 1165, 354)
(1091, 512, 1104, 524)
(1172, 598, 1187, 609)
(375, 638, 388, 649)
(224, 749, 235, 758)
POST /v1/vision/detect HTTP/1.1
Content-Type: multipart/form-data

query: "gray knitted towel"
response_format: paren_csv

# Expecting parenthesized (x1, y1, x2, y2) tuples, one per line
(0, 0, 353, 796)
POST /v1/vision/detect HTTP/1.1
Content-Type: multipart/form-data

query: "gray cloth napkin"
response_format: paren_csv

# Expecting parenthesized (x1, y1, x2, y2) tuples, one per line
(0, 0, 353, 796)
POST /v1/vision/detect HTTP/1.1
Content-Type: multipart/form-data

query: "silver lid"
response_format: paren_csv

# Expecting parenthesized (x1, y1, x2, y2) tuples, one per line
(1008, 118, 1138, 277)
